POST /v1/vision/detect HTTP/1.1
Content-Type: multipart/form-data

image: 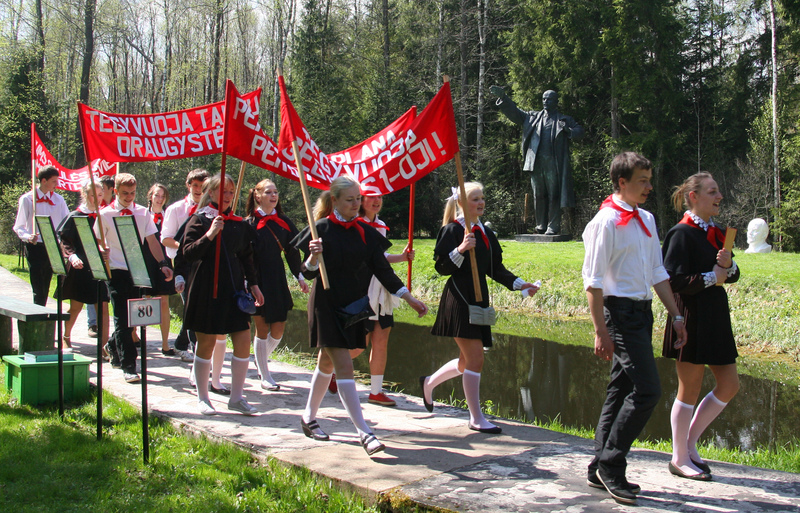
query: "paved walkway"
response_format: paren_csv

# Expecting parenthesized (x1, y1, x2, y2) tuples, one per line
(2, 266, 799, 512)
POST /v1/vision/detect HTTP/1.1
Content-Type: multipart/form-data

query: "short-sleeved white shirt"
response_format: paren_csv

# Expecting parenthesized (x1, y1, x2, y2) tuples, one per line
(95, 201, 157, 271)
(160, 195, 198, 259)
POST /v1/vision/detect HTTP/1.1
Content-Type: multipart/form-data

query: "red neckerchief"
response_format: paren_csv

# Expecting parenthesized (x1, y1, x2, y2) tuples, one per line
(678, 212, 724, 250)
(186, 196, 198, 216)
(600, 195, 652, 237)
(78, 205, 97, 219)
(209, 203, 242, 221)
(153, 212, 163, 225)
(472, 225, 489, 248)
(36, 192, 55, 206)
(255, 210, 290, 232)
(114, 200, 135, 216)
(327, 213, 366, 243)
(100, 199, 109, 208)
(359, 216, 390, 232)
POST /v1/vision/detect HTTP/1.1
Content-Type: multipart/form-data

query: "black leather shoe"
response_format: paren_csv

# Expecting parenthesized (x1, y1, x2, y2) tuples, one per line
(668, 461, 712, 481)
(301, 419, 329, 441)
(208, 383, 231, 396)
(587, 473, 641, 494)
(596, 470, 637, 505)
(469, 424, 502, 434)
(691, 458, 712, 474)
(419, 376, 433, 412)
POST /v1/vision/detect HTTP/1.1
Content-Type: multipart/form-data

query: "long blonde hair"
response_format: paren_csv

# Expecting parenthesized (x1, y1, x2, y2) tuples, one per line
(198, 174, 237, 210)
(80, 179, 102, 210)
(313, 176, 360, 220)
(671, 172, 713, 212)
(442, 182, 484, 226)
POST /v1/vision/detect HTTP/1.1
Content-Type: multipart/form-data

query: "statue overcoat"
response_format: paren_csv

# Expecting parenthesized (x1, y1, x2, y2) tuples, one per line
(496, 95, 584, 208)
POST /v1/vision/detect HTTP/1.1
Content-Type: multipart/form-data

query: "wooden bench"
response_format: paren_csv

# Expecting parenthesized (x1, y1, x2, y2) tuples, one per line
(0, 296, 66, 356)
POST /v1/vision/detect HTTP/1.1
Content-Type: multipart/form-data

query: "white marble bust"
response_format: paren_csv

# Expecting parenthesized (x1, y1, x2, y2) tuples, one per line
(745, 218, 772, 253)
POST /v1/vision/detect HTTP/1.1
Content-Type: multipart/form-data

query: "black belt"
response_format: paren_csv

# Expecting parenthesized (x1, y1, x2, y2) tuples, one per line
(604, 296, 652, 311)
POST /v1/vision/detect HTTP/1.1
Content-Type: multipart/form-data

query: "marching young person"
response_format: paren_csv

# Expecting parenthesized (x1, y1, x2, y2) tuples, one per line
(95, 173, 173, 383)
(581, 152, 687, 505)
(57, 179, 109, 349)
(161, 168, 209, 362)
(14, 165, 70, 306)
(662, 172, 739, 480)
(180, 174, 264, 416)
(245, 179, 307, 391)
(423, 182, 538, 434)
(144, 183, 177, 356)
(292, 176, 427, 456)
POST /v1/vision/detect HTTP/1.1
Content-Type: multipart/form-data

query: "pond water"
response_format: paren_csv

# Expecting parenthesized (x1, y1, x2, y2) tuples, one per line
(282, 310, 798, 452)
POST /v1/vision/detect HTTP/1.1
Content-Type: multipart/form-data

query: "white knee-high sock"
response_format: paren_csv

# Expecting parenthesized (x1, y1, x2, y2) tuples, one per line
(423, 358, 462, 404)
(253, 336, 269, 381)
(462, 369, 495, 430)
(266, 334, 282, 355)
(688, 391, 728, 461)
(336, 378, 371, 436)
(211, 339, 227, 388)
(193, 355, 212, 403)
(303, 368, 332, 423)
(228, 355, 250, 403)
(370, 375, 383, 395)
(670, 399, 702, 473)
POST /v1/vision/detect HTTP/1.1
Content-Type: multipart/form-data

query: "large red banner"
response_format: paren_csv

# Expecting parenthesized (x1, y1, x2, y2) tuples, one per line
(78, 89, 260, 163)
(227, 80, 458, 195)
(32, 124, 116, 192)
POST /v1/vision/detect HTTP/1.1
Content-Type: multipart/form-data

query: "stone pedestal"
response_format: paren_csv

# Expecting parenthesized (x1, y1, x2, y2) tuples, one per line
(515, 233, 572, 243)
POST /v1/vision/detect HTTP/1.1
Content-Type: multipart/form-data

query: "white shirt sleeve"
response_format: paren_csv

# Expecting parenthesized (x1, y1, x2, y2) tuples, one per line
(582, 217, 614, 291)
(13, 194, 33, 241)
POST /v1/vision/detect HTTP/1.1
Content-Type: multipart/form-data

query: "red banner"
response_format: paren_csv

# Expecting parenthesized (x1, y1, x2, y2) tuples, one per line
(78, 89, 260, 163)
(226, 81, 458, 195)
(32, 124, 116, 192)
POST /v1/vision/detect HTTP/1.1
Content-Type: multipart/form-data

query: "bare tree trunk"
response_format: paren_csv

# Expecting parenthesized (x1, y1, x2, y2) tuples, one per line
(74, 0, 96, 168)
(610, 65, 619, 140)
(436, 0, 443, 83)
(459, 0, 469, 164)
(769, 0, 781, 246)
(210, 0, 225, 103)
(382, 0, 390, 85)
(475, 0, 488, 164)
(34, 0, 44, 71)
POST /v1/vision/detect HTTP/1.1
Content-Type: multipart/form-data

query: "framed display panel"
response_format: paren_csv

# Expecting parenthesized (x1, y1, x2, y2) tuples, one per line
(112, 216, 152, 288)
(35, 215, 67, 276)
(72, 216, 110, 282)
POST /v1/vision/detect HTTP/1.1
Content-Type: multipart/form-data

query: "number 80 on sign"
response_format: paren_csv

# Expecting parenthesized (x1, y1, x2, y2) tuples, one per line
(127, 298, 162, 327)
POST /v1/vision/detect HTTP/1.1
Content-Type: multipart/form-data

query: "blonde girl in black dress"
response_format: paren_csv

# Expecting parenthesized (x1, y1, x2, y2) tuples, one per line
(57, 179, 109, 348)
(292, 176, 427, 455)
(245, 179, 308, 391)
(662, 172, 740, 479)
(423, 182, 538, 433)
(181, 174, 264, 416)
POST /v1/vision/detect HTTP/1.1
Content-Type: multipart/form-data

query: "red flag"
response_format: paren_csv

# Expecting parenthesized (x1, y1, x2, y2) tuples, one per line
(78, 89, 260, 163)
(32, 124, 116, 192)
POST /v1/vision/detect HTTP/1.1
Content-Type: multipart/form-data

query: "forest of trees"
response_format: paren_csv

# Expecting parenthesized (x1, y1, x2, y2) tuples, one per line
(1, 0, 799, 251)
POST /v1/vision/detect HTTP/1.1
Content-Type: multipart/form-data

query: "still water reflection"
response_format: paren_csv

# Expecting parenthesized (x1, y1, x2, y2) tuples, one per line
(283, 311, 798, 452)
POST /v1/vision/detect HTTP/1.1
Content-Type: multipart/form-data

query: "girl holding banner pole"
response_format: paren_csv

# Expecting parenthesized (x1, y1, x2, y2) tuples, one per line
(661, 172, 739, 479)
(245, 178, 308, 391)
(423, 182, 539, 434)
(348, 193, 414, 407)
(291, 176, 427, 456)
(56, 179, 109, 349)
(181, 174, 264, 416)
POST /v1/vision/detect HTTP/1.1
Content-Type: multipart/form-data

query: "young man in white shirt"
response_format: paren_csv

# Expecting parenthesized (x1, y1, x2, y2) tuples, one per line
(95, 173, 173, 383)
(582, 152, 687, 505)
(160, 168, 208, 361)
(14, 165, 70, 306)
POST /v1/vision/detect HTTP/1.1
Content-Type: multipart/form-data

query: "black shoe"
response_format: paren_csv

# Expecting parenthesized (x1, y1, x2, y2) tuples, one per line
(360, 432, 385, 456)
(301, 419, 329, 441)
(468, 424, 502, 434)
(161, 348, 177, 356)
(419, 376, 433, 412)
(668, 461, 712, 481)
(587, 473, 641, 494)
(208, 383, 231, 396)
(596, 470, 637, 505)
(691, 458, 712, 474)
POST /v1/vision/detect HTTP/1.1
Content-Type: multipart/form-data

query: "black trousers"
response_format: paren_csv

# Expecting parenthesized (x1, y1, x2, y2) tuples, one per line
(174, 287, 196, 351)
(107, 269, 140, 373)
(25, 243, 52, 306)
(588, 296, 662, 479)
